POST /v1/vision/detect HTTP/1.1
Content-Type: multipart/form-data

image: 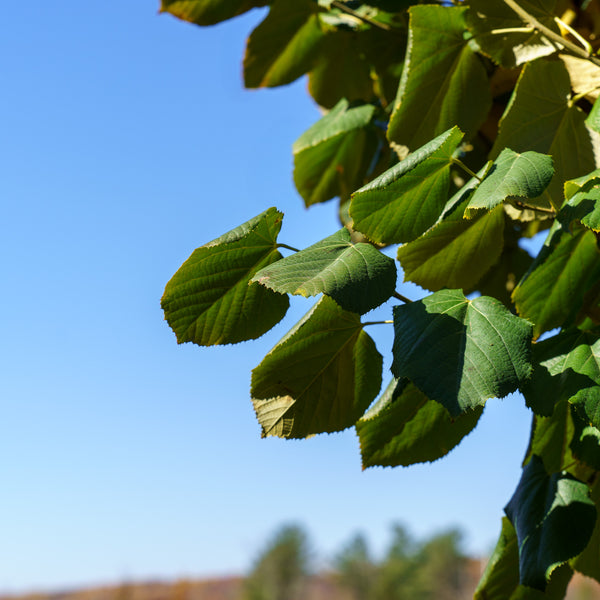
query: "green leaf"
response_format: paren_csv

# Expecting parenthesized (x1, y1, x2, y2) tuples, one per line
(392, 289, 533, 416)
(467, 0, 560, 68)
(387, 5, 491, 151)
(565, 169, 600, 200)
(522, 328, 600, 423)
(492, 59, 600, 211)
(397, 172, 505, 291)
(350, 126, 464, 244)
(528, 400, 576, 475)
(573, 479, 600, 583)
(474, 518, 573, 600)
(505, 455, 596, 590)
(512, 222, 600, 338)
(293, 99, 377, 207)
(161, 208, 289, 346)
(465, 149, 554, 216)
(251, 296, 382, 438)
(252, 228, 397, 314)
(356, 378, 483, 468)
(587, 95, 600, 134)
(159, 0, 267, 26)
(307, 29, 376, 109)
(243, 0, 324, 88)
(470, 245, 533, 308)
(570, 407, 600, 471)
(559, 176, 600, 232)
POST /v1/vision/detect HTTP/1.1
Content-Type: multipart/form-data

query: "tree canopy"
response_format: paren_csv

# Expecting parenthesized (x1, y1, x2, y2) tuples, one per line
(160, 1, 600, 596)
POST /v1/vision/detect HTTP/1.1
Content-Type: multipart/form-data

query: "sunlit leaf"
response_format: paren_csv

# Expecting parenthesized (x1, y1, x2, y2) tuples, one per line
(244, 0, 324, 88)
(492, 59, 600, 211)
(350, 126, 464, 244)
(465, 149, 554, 216)
(397, 169, 505, 291)
(357, 378, 482, 468)
(505, 455, 596, 590)
(392, 289, 533, 416)
(524, 327, 600, 431)
(251, 296, 382, 438)
(252, 228, 397, 314)
(161, 208, 289, 346)
(159, 0, 267, 26)
(387, 5, 491, 151)
(467, 0, 559, 67)
(512, 222, 600, 338)
(293, 99, 377, 207)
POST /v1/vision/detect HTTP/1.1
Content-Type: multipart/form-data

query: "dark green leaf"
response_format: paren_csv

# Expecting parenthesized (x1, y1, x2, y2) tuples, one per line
(474, 517, 573, 600)
(470, 245, 533, 308)
(573, 479, 600, 583)
(350, 126, 464, 244)
(570, 407, 600, 471)
(159, 0, 267, 26)
(465, 149, 554, 216)
(512, 223, 600, 338)
(397, 173, 505, 291)
(161, 208, 289, 346)
(251, 296, 382, 438)
(467, 0, 560, 68)
(252, 228, 397, 314)
(307, 29, 376, 109)
(392, 289, 533, 416)
(528, 401, 576, 474)
(505, 455, 596, 590)
(492, 59, 600, 211)
(522, 328, 600, 422)
(387, 5, 491, 151)
(243, 0, 324, 88)
(293, 99, 377, 207)
(357, 378, 483, 468)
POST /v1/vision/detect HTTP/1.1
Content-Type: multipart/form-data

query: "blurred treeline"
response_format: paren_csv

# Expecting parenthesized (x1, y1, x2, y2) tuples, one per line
(244, 523, 478, 600)
(4, 524, 600, 600)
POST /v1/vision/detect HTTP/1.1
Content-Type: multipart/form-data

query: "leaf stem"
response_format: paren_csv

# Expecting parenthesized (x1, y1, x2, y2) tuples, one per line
(329, 1, 392, 32)
(362, 320, 394, 326)
(571, 84, 600, 104)
(555, 16, 593, 55)
(393, 291, 413, 304)
(451, 158, 483, 182)
(502, 0, 600, 67)
(490, 27, 535, 35)
(277, 243, 301, 253)
(511, 200, 556, 215)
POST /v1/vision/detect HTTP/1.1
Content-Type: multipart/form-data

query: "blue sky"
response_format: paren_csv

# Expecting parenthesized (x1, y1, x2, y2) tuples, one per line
(1, 2, 534, 592)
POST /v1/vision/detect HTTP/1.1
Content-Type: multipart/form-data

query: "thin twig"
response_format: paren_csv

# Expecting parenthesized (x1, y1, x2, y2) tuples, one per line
(330, 0, 392, 32)
(451, 158, 483, 182)
(512, 200, 556, 215)
(502, 0, 600, 67)
(393, 291, 413, 304)
(277, 243, 301, 252)
(362, 320, 394, 326)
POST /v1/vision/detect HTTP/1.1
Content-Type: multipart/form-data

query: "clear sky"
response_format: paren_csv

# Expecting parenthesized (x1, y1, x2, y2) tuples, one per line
(1, 2, 535, 593)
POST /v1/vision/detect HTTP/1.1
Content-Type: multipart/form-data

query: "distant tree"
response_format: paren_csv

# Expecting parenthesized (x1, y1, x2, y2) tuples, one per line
(333, 533, 376, 600)
(243, 524, 311, 600)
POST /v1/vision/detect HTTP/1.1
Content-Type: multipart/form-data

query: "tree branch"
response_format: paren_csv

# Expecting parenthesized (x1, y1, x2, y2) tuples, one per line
(330, 1, 392, 32)
(393, 291, 413, 304)
(502, 0, 600, 67)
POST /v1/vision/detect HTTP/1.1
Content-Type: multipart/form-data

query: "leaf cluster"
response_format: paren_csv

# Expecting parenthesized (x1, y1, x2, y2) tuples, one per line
(160, 0, 600, 596)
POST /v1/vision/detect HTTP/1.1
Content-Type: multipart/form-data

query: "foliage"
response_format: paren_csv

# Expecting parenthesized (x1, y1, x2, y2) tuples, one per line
(333, 524, 472, 600)
(243, 524, 311, 600)
(160, 0, 600, 596)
